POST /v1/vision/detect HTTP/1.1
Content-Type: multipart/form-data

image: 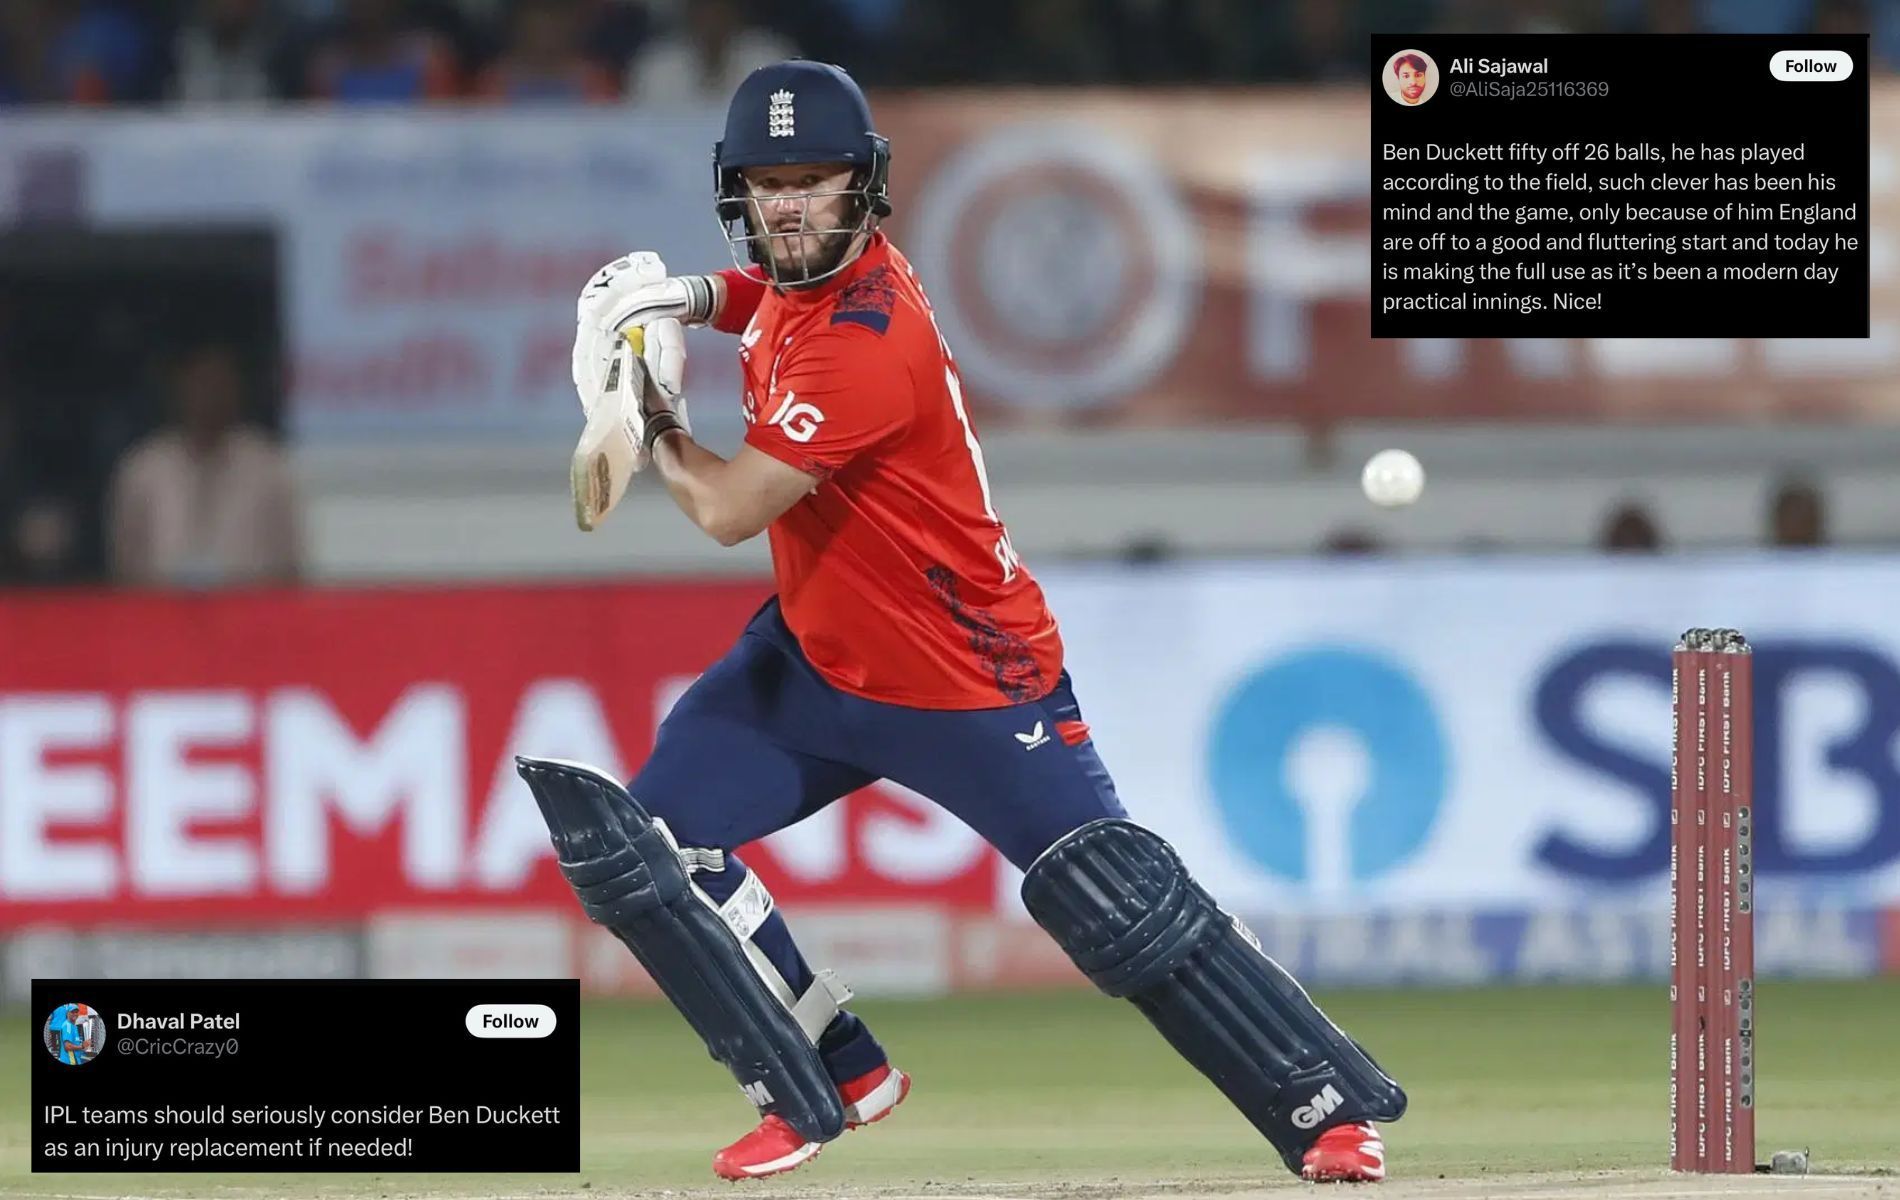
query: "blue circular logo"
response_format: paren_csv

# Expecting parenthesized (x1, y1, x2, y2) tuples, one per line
(1208, 647, 1448, 886)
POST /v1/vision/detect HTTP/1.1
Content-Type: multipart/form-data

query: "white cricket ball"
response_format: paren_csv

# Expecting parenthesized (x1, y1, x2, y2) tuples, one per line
(1361, 448, 1425, 508)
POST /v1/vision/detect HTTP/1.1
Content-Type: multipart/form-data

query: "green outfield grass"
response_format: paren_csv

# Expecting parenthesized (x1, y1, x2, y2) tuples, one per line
(4, 981, 1897, 1197)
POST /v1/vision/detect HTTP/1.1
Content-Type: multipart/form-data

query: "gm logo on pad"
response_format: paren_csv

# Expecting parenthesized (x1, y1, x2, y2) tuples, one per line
(1207, 647, 1448, 890)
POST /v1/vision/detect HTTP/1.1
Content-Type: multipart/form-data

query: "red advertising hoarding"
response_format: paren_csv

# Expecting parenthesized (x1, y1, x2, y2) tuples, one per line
(0, 583, 1005, 928)
(873, 87, 1900, 425)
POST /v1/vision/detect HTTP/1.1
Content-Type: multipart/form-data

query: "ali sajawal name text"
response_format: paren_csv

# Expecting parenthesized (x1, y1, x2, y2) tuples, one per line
(1447, 57, 1549, 75)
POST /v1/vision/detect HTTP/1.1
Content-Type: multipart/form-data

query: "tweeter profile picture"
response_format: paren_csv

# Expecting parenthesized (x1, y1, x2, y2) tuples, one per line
(1383, 49, 1438, 106)
(44, 1002, 107, 1066)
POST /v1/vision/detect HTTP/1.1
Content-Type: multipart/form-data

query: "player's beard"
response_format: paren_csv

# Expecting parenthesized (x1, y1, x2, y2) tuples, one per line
(756, 216, 861, 287)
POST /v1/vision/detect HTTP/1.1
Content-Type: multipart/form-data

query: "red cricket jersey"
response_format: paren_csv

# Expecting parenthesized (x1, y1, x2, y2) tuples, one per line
(714, 233, 1064, 709)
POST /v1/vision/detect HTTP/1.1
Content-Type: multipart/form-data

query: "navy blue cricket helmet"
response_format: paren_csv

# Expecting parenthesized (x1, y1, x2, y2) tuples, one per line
(714, 60, 892, 280)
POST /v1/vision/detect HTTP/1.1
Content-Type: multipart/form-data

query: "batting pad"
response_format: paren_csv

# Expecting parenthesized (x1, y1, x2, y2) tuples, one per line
(1021, 819, 1407, 1173)
(515, 756, 848, 1143)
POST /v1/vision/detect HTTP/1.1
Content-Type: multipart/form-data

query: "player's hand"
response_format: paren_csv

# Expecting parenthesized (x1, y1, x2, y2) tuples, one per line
(638, 316, 691, 448)
(640, 312, 687, 407)
(587, 251, 717, 331)
(572, 252, 713, 414)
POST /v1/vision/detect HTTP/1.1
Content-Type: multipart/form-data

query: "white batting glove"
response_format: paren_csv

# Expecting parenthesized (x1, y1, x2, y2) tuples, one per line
(572, 251, 714, 413)
(640, 315, 690, 436)
(634, 316, 690, 452)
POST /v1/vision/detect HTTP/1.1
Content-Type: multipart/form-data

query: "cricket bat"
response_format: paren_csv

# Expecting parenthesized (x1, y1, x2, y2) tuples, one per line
(570, 326, 645, 532)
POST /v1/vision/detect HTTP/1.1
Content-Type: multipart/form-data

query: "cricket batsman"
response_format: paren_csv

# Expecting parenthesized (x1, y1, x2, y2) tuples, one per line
(517, 60, 1405, 1183)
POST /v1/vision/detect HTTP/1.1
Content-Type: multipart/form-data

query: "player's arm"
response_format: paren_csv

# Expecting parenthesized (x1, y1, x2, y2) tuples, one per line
(648, 435, 818, 546)
(648, 328, 912, 547)
(709, 268, 766, 333)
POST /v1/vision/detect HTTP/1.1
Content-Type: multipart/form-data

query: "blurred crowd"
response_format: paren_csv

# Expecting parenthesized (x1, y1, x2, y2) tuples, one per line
(0, 340, 300, 589)
(0, 0, 1887, 586)
(1596, 479, 1829, 554)
(0, 0, 1893, 106)
(1310, 477, 1834, 563)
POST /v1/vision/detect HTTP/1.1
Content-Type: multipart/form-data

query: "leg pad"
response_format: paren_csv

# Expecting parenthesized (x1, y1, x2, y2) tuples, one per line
(517, 756, 847, 1143)
(1022, 819, 1406, 1172)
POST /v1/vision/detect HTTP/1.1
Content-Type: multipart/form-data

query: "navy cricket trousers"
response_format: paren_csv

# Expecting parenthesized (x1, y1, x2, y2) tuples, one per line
(630, 597, 1127, 1082)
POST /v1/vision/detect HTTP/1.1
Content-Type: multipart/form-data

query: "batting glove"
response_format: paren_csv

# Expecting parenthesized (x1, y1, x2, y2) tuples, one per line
(572, 251, 713, 413)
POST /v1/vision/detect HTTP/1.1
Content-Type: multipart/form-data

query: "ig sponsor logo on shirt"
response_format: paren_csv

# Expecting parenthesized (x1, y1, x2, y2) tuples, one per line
(768, 391, 827, 443)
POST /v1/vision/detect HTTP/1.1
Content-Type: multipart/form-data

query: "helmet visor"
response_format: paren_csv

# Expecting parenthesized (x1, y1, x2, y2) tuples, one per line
(722, 174, 877, 287)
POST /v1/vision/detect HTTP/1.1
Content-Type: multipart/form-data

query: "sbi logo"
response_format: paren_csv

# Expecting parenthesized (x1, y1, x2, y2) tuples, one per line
(1208, 647, 1448, 889)
(1210, 638, 1900, 889)
(1537, 640, 1900, 879)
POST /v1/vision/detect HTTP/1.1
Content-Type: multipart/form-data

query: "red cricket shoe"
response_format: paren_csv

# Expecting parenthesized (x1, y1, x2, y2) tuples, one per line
(711, 1065, 911, 1180)
(1300, 1121, 1387, 1183)
(712, 1114, 818, 1181)
(841, 1063, 911, 1128)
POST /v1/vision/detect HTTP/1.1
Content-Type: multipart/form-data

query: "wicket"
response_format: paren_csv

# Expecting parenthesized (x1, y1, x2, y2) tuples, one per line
(1670, 628, 1756, 1174)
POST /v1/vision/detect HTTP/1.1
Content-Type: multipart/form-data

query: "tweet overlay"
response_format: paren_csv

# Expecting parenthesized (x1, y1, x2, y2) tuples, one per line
(1372, 35, 1869, 336)
(32, 979, 578, 1172)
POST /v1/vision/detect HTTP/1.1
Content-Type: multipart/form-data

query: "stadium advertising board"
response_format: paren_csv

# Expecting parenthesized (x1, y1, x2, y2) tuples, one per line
(5, 91, 1898, 435)
(1, 561, 1897, 986)
(0, 583, 1000, 925)
(1040, 557, 1900, 913)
